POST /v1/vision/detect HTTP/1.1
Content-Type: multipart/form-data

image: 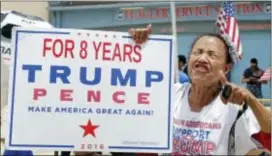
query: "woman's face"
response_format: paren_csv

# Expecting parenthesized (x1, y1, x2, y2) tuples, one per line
(188, 36, 228, 86)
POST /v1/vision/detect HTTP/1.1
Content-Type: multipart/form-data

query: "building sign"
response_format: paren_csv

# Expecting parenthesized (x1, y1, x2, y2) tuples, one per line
(118, 2, 270, 20)
(160, 23, 271, 34)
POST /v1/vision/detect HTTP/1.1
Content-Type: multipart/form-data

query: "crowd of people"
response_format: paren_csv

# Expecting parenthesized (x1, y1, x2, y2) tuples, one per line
(1, 24, 271, 156)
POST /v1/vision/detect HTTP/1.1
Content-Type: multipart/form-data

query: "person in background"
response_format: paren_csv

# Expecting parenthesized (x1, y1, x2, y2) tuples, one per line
(178, 55, 189, 83)
(242, 58, 267, 98)
(178, 55, 187, 71)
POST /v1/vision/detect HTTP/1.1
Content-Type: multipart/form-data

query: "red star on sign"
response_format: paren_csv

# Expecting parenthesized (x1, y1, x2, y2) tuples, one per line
(80, 119, 99, 138)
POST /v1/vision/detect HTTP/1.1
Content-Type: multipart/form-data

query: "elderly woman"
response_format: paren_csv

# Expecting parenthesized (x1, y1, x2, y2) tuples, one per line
(128, 25, 271, 155)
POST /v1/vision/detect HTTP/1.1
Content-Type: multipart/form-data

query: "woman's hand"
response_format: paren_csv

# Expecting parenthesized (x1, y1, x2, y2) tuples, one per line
(129, 24, 152, 44)
(220, 70, 271, 134)
(219, 71, 254, 105)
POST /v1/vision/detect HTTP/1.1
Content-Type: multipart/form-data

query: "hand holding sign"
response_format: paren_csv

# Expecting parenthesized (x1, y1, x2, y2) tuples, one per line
(219, 70, 253, 105)
(129, 24, 152, 44)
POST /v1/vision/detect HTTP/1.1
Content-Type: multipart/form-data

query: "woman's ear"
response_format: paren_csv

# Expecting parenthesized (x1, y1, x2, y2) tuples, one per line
(224, 64, 231, 74)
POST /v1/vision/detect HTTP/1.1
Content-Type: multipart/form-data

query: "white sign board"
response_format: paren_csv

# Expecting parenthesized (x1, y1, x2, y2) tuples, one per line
(6, 27, 174, 153)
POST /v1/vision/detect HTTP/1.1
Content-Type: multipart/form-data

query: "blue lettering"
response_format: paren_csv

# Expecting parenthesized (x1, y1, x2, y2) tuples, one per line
(174, 128, 211, 140)
(27, 106, 51, 113)
(80, 67, 101, 85)
(22, 65, 42, 83)
(146, 71, 163, 87)
(50, 65, 71, 84)
(111, 68, 136, 87)
(28, 106, 35, 112)
(205, 131, 211, 139)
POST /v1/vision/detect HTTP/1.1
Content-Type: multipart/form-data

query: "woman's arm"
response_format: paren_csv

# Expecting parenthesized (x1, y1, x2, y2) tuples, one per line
(246, 94, 271, 133)
(246, 94, 271, 151)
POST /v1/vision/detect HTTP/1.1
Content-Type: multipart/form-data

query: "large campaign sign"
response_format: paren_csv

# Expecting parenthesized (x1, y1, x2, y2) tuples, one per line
(6, 27, 174, 153)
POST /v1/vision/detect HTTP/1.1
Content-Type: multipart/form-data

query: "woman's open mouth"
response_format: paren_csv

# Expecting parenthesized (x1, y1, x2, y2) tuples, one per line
(194, 64, 209, 73)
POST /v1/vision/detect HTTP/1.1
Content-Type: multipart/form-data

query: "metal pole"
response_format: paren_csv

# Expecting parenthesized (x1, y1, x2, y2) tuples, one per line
(170, 1, 179, 83)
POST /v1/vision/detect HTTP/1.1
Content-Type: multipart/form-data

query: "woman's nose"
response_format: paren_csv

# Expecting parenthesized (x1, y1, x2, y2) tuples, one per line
(197, 53, 209, 63)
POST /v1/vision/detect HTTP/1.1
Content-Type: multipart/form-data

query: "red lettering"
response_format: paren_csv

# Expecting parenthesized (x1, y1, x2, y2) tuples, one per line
(42, 39, 75, 58)
(191, 141, 203, 154)
(236, 4, 243, 14)
(138, 93, 150, 104)
(254, 4, 262, 13)
(43, 38, 52, 57)
(113, 91, 125, 104)
(181, 7, 188, 17)
(52, 39, 64, 57)
(60, 89, 73, 101)
(87, 90, 101, 102)
(102, 42, 111, 61)
(112, 43, 122, 61)
(204, 5, 211, 16)
(176, 7, 182, 17)
(132, 45, 142, 63)
(125, 9, 133, 19)
(195, 6, 203, 16)
(33, 88, 47, 100)
(162, 8, 168, 18)
(93, 41, 102, 60)
(187, 7, 193, 16)
(32, 89, 151, 106)
(123, 44, 133, 62)
(205, 142, 216, 155)
(173, 137, 179, 152)
(138, 9, 145, 18)
(64, 39, 75, 58)
(156, 8, 167, 18)
(180, 136, 190, 153)
(146, 9, 153, 18)
(242, 4, 255, 14)
(79, 40, 88, 59)
(212, 123, 217, 129)
(93, 42, 141, 63)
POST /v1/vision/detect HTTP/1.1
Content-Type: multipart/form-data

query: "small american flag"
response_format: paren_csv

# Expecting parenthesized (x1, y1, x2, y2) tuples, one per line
(216, 1, 242, 63)
(260, 67, 271, 81)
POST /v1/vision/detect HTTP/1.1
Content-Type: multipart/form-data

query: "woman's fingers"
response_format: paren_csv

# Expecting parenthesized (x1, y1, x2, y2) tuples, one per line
(221, 84, 250, 105)
(128, 24, 152, 44)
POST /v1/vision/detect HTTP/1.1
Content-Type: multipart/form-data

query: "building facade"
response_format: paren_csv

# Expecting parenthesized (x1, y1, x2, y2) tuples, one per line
(1, 1, 49, 21)
(49, 1, 271, 99)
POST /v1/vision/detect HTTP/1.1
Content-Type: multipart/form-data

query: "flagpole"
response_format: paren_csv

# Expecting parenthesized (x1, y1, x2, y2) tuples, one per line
(213, 2, 223, 33)
(170, 1, 179, 83)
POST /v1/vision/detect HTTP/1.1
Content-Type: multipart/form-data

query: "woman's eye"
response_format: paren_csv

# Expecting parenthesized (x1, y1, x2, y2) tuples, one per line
(209, 52, 218, 58)
(192, 51, 201, 55)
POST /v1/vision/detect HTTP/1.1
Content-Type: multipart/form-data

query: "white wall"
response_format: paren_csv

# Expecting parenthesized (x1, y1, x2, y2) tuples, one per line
(1, 1, 49, 21)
